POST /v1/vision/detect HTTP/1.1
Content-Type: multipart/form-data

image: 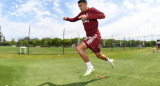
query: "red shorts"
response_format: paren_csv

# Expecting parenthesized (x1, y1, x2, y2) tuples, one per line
(83, 34, 101, 53)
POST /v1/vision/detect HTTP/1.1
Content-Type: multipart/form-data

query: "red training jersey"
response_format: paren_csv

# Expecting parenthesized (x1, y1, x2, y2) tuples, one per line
(66, 7, 105, 37)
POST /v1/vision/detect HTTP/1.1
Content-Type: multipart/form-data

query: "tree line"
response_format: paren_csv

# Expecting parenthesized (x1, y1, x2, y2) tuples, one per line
(0, 37, 157, 47)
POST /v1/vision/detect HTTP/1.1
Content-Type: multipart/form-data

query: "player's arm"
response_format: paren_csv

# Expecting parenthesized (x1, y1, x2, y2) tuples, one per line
(86, 8, 105, 19)
(63, 13, 81, 22)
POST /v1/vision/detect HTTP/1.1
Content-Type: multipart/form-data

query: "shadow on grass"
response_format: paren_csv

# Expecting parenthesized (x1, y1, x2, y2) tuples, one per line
(38, 78, 102, 86)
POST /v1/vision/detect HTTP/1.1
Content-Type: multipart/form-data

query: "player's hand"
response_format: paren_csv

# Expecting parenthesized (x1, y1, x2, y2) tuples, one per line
(78, 15, 87, 20)
(63, 17, 68, 20)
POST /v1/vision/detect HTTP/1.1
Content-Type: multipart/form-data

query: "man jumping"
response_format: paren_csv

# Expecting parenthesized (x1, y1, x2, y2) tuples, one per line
(63, 0, 114, 76)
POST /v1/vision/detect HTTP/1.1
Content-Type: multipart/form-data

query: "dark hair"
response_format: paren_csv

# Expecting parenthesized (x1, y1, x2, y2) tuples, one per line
(78, 0, 87, 3)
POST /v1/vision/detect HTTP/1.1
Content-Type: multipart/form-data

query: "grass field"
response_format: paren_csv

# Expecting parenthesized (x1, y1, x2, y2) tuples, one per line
(0, 46, 160, 86)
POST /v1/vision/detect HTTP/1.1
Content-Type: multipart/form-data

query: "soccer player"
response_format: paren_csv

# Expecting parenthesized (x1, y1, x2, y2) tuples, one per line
(63, 0, 114, 76)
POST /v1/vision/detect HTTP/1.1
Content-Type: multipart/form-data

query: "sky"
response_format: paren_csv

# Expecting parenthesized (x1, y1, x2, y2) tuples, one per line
(0, 0, 160, 41)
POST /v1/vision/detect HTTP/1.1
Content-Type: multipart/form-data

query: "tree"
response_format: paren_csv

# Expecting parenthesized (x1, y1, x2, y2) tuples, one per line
(42, 38, 51, 47)
(71, 38, 79, 44)
(100, 39, 104, 46)
(4, 41, 11, 46)
(146, 41, 151, 47)
(23, 40, 28, 46)
(11, 38, 16, 45)
(43, 40, 48, 47)
(36, 39, 42, 46)
(64, 39, 72, 47)
(32, 40, 37, 47)
(81, 37, 86, 41)
(150, 41, 157, 47)
(52, 38, 62, 47)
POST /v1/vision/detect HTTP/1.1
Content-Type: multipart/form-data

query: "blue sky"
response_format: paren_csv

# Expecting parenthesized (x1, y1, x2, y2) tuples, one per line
(0, 0, 160, 41)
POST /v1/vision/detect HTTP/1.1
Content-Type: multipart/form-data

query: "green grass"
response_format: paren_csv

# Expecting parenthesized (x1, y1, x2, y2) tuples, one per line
(0, 46, 160, 86)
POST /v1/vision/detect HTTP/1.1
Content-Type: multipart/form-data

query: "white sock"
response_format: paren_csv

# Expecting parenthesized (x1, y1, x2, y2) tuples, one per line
(86, 62, 93, 69)
(107, 58, 112, 63)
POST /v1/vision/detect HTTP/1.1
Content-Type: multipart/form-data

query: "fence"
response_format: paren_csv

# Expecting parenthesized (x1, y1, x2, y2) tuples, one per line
(101, 35, 160, 52)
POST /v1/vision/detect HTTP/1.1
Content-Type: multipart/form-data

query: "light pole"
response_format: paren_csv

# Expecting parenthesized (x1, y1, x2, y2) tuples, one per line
(28, 26, 30, 55)
(0, 26, 1, 42)
(111, 35, 113, 52)
(27, 21, 40, 55)
(63, 28, 65, 54)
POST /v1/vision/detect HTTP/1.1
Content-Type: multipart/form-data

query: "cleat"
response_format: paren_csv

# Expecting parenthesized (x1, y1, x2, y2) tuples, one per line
(111, 59, 114, 68)
(83, 68, 95, 76)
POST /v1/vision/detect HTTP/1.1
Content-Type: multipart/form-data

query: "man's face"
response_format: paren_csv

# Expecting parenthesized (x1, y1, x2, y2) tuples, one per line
(78, 2, 87, 12)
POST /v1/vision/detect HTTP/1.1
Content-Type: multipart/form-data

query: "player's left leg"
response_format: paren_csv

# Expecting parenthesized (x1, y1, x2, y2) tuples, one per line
(76, 42, 95, 76)
(95, 52, 114, 68)
(95, 52, 108, 60)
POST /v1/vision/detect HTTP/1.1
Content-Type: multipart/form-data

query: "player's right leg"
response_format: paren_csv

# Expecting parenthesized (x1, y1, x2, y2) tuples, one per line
(76, 42, 95, 76)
